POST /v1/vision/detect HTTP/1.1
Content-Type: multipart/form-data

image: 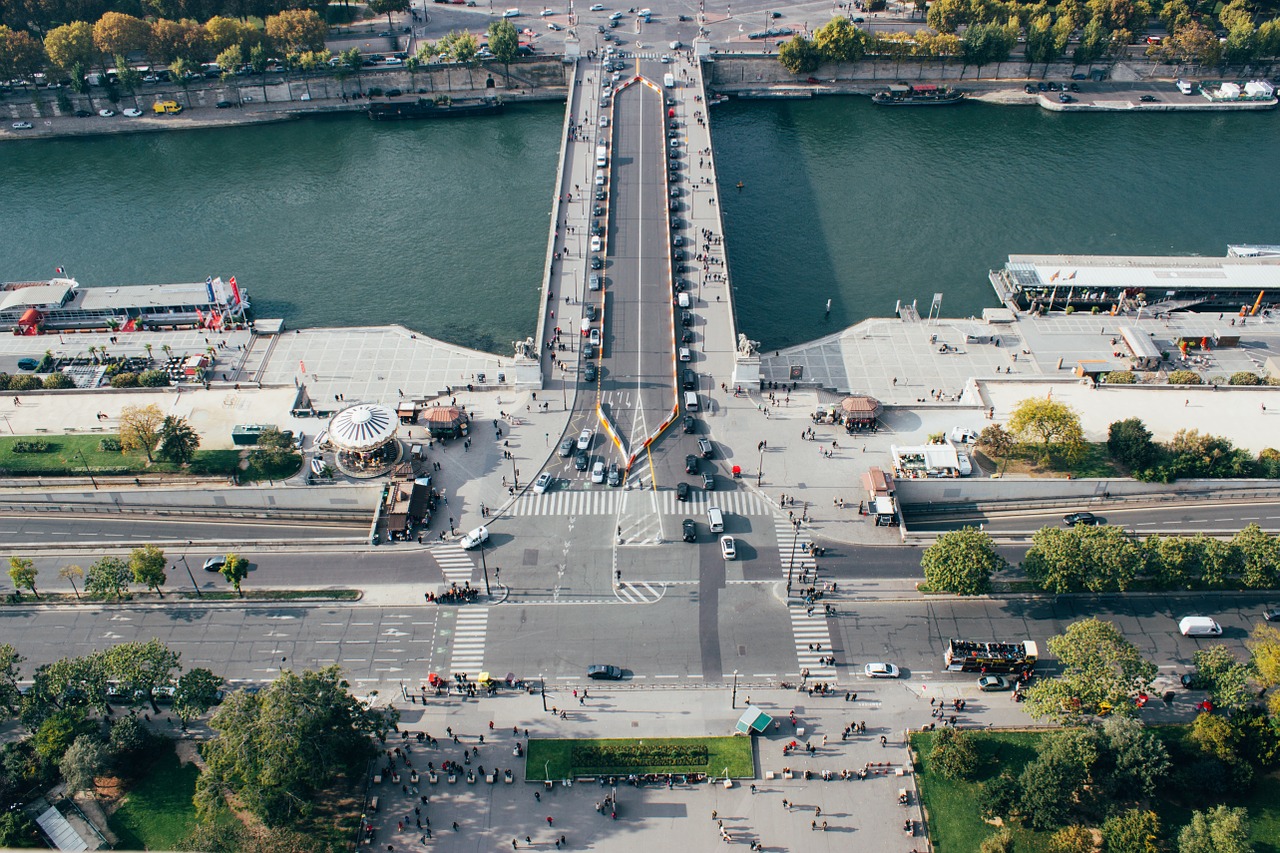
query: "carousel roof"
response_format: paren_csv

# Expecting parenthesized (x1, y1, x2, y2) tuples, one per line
(841, 395, 884, 417)
(328, 403, 399, 452)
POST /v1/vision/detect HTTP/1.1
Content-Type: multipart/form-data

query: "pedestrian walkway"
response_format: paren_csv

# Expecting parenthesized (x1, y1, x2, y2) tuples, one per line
(448, 607, 489, 674)
(789, 605, 837, 682)
(772, 515, 815, 583)
(431, 543, 476, 586)
(614, 580, 665, 603)
(506, 488, 770, 517)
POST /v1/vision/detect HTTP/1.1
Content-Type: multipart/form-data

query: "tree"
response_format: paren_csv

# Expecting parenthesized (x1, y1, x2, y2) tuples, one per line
(814, 16, 869, 62)
(1228, 371, 1261, 386)
(487, 19, 518, 86)
(221, 553, 248, 597)
(42, 372, 74, 389)
(205, 16, 255, 54)
(1101, 809, 1162, 853)
(8, 556, 38, 600)
(0, 27, 47, 87)
(216, 44, 242, 78)
(197, 666, 398, 826)
(1159, 0, 1192, 33)
(60, 734, 108, 797)
(34, 709, 94, 764)
(1100, 716, 1170, 802)
(1191, 645, 1253, 712)
(1108, 418, 1155, 470)
(43, 21, 94, 76)
(368, 0, 411, 30)
(1023, 525, 1144, 593)
(1232, 524, 1280, 589)
(119, 403, 165, 462)
(158, 415, 200, 464)
(979, 828, 1016, 853)
(1008, 397, 1086, 462)
(1019, 728, 1097, 829)
(921, 527, 1005, 594)
(265, 10, 327, 53)
(107, 714, 152, 763)
(128, 544, 166, 596)
(174, 667, 223, 727)
(978, 424, 1014, 457)
(0, 644, 24, 719)
(438, 30, 479, 65)
(1167, 369, 1202, 385)
(927, 0, 970, 33)
(778, 35, 822, 74)
(1248, 624, 1280, 715)
(1023, 618, 1156, 723)
(1177, 805, 1251, 853)
(110, 372, 139, 388)
(930, 727, 980, 779)
(169, 56, 196, 108)
(979, 772, 1021, 821)
(84, 556, 131, 601)
(1048, 825, 1096, 853)
(106, 639, 180, 714)
(93, 12, 151, 62)
(0, 811, 39, 848)
(138, 369, 170, 387)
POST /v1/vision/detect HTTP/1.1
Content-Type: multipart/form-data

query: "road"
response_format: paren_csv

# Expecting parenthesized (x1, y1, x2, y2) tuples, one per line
(0, 512, 365, 546)
(905, 499, 1280, 536)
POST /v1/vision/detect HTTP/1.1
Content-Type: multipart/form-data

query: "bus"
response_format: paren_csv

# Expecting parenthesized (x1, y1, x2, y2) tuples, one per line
(944, 639, 1038, 674)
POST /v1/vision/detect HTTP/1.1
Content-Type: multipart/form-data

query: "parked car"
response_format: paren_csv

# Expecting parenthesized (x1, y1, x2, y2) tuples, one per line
(98, 108, 116, 117)
(978, 675, 1010, 692)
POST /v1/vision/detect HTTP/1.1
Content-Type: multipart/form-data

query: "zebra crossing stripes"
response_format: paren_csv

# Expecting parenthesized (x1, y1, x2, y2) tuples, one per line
(773, 516, 816, 580)
(790, 605, 838, 682)
(431, 543, 475, 585)
(614, 581, 665, 603)
(509, 488, 769, 517)
(449, 608, 489, 673)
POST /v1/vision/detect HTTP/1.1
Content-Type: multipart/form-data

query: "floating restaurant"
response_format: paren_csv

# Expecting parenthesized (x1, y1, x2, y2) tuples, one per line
(0, 276, 249, 334)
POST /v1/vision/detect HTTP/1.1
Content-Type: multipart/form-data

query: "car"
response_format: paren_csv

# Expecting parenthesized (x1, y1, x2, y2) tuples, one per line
(1063, 512, 1101, 526)
(589, 327, 601, 347)
(587, 664, 623, 680)
(540, 7, 554, 15)
(460, 526, 489, 549)
(701, 472, 715, 490)
(949, 427, 978, 444)
(590, 235, 602, 252)
(384, 57, 404, 65)
(215, 100, 233, 108)
(682, 368, 696, 389)
(957, 452, 972, 476)
(670, 40, 681, 49)
(670, 186, 683, 197)
(609, 18, 619, 26)
(590, 220, 603, 237)
(1058, 93, 1074, 103)
(719, 535, 736, 560)
(591, 460, 605, 483)
(1047, 82, 1061, 91)
(853, 15, 864, 21)
(585, 303, 598, 321)
(596, 188, 607, 201)
(533, 471, 553, 494)
(16, 358, 39, 370)
(590, 3, 605, 9)
(577, 428, 593, 450)
(123, 108, 142, 117)
(681, 311, 693, 327)
(583, 342, 596, 358)
(682, 518, 697, 541)
(502, 7, 521, 16)
(685, 454, 699, 474)
(682, 415, 696, 434)
(1068, 83, 1080, 92)
(1024, 84, 1036, 94)
(98, 108, 116, 117)
(589, 273, 602, 289)
(661, 54, 672, 63)
(671, 218, 687, 230)
(203, 556, 226, 572)
(680, 329, 693, 344)
(593, 204, 605, 216)
(1139, 94, 1158, 102)
(607, 462, 621, 486)
(864, 662, 899, 679)
(679, 346, 691, 361)
(378, 29, 394, 36)
(1037, 82, 1047, 92)
(73, 109, 92, 117)
(549, 22, 563, 30)
(678, 13, 692, 20)
(609, 10, 622, 19)
(559, 438, 574, 457)
(574, 451, 589, 471)
(590, 256, 603, 270)
(1263, 607, 1280, 622)
(599, 115, 609, 127)
(698, 438, 713, 458)
(978, 675, 1010, 692)
(1071, 72, 1087, 80)
(677, 482, 690, 501)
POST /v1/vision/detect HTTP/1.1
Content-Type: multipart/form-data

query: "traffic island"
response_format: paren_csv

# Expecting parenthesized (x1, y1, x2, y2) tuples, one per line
(524, 736, 754, 782)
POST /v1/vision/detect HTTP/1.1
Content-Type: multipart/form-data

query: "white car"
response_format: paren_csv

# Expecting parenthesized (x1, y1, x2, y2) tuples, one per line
(591, 460, 606, 483)
(533, 471, 553, 494)
(595, 170, 605, 186)
(589, 327, 601, 346)
(719, 535, 736, 560)
(576, 428, 593, 451)
(98, 108, 116, 117)
(502, 7, 521, 16)
(864, 662, 900, 679)
(661, 54, 672, 63)
(384, 57, 403, 65)
(460, 526, 489, 549)
(540, 7, 554, 14)
(599, 115, 609, 127)
(122, 108, 143, 117)
(949, 427, 979, 444)
(670, 40, 682, 49)
(609, 11, 623, 19)
(590, 235, 602, 252)
(11, 121, 33, 129)
(589, 2, 604, 8)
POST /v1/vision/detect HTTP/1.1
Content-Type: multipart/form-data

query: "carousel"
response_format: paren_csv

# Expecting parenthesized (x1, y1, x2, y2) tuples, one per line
(841, 394, 883, 431)
(327, 403, 403, 478)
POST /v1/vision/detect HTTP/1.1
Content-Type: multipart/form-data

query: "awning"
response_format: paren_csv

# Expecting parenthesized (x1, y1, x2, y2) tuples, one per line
(841, 394, 883, 418)
(735, 705, 772, 735)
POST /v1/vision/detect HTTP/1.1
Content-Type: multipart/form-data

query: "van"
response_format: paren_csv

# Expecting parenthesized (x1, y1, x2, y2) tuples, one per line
(706, 506, 724, 533)
(1176, 79, 1194, 95)
(502, 7, 521, 16)
(1179, 617, 1223, 637)
(596, 145, 607, 167)
(663, 72, 675, 88)
(677, 292, 691, 308)
(684, 390, 699, 411)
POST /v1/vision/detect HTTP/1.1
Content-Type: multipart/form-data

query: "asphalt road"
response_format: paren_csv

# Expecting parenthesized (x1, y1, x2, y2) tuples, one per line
(905, 499, 1280, 536)
(0, 513, 365, 547)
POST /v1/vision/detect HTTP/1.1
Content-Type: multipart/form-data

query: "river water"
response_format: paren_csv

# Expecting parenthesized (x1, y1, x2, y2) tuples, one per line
(3, 98, 1279, 353)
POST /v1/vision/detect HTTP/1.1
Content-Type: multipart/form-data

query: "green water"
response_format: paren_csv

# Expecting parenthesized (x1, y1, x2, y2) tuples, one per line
(4, 98, 1280, 354)
(0, 106, 561, 354)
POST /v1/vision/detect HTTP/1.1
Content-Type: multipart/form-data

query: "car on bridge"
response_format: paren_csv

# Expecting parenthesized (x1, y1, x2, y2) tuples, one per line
(1063, 512, 1102, 526)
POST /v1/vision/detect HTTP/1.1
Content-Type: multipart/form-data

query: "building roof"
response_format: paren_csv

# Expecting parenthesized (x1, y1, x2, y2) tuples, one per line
(74, 281, 220, 311)
(892, 443, 961, 471)
(328, 403, 398, 452)
(1005, 253, 1280, 294)
(0, 283, 74, 313)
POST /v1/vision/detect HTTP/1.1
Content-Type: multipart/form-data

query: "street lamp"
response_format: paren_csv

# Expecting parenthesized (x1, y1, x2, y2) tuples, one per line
(540, 673, 547, 711)
(74, 450, 97, 490)
(732, 669, 739, 708)
(177, 554, 202, 598)
(756, 441, 764, 486)
(478, 541, 492, 597)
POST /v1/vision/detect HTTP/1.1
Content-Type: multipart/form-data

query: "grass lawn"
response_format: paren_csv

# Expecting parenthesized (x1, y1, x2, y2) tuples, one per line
(525, 736, 755, 781)
(0, 435, 300, 481)
(108, 744, 200, 850)
(976, 442, 1121, 479)
(912, 729, 1280, 853)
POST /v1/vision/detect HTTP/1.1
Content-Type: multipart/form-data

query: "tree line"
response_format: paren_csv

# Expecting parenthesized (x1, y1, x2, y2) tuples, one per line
(8, 544, 248, 600)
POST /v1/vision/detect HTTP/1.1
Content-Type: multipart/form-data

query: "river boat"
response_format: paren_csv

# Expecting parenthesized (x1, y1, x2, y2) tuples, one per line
(368, 97, 505, 120)
(707, 94, 730, 106)
(871, 84, 965, 106)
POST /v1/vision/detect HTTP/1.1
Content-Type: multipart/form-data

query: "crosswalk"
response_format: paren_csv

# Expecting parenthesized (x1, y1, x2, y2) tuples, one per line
(430, 543, 475, 585)
(790, 605, 838, 682)
(614, 581, 665, 603)
(506, 488, 771, 517)
(772, 515, 816, 584)
(449, 607, 489, 674)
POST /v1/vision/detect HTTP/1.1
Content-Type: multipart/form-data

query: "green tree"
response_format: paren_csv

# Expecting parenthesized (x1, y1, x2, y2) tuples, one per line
(138, 368, 170, 387)
(927, 0, 970, 33)
(814, 16, 869, 62)
(1023, 618, 1157, 723)
(174, 667, 223, 728)
(34, 709, 94, 764)
(1192, 645, 1253, 712)
(1144, 534, 1205, 589)
(1159, 0, 1192, 33)
(158, 415, 200, 464)
(110, 372, 139, 388)
(979, 772, 1021, 821)
(778, 35, 822, 74)
(106, 639, 180, 714)
(1228, 371, 1260, 386)
(1019, 727, 1100, 829)
(118, 403, 165, 462)
(438, 30, 479, 65)
(960, 21, 1014, 77)
(128, 544, 166, 596)
(978, 423, 1015, 457)
(1102, 809, 1162, 853)
(979, 828, 1016, 853)
(1177, 805, 1251, 853)
(930, 727, 980, 779)
(1008, 397, 1086, 462)
(0, 811, 39, 848)
(216, 43, 242, 78)
(1248, 624, 1280, 715)
(1049, 825, 1097, 853)
(43, 21, 95, 76)
(42, 372, 74, 389)
(368, 0, 411, 30)
(487, 19, 519, 86)
(1108, 417, 1155, 470)
(8, 556, 38, 600)
(60, 734, 108, 797)
(1023, 525, 1144, 593)
(221, 553, 248, 597)
(107, 714, 152, 763)
(1100, 716, 1170, 802)
(196, 666, 398, 826)
(1232, 523, 1280, 589)
(84, 556, 131, 601)
(0, 644, 24, 719)
(921, 527, 1005, 594)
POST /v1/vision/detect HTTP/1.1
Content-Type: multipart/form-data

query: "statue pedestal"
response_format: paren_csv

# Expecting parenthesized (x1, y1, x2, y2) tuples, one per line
(732, 356, 761, 389)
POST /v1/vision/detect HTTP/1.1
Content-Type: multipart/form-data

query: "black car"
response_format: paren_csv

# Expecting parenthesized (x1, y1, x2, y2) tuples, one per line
(673, 249, 687, 261)
(671, 218, 687, 230)
(583, 342, 596, 359)
(682, 518, 697, 541)
(607, 462, 622, 487)
(1058, 93, 1073, 103)
(669, 160, 681, 171)
(682, 369, 696, 390)
(1139, 94, 1157, 102)
(583, 363, 597, 382)
(1069, 83, 1080, 92)
(681, 329, 694, 343)
(203, 557, 226, 572)
(677, 482, 690, 501)
(215, 100, 233, 108)
(1024, 84, 1036, 94)
(593, 204, 605, 216)
(596, 188, 607, 200)
(680, 311, 693, 327)
(385, 88, 402, 97)
(682, 415, 696, 434)
(1063, 512, 1101, 526)
(591, 220, 603, 236)
(670, 186, 682, 196)
(585, 303, 598, 321)
(685, 454, 699, 474)
(587, 664, 623, 680)
(574, 451, 589, 471)
(73, 109, 92, 117)
(702, 472, 715, 490)
(590, 256, 603, 270)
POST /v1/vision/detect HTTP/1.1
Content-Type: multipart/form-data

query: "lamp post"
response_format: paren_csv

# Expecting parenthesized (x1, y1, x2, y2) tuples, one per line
(74, 450, 97, 490)
(732, 669, 739, 708)
(178, 554, 201, 598)
(540, 673, 547, 711)
(478, 541, 492, 597)
(756, 440, 764, 486)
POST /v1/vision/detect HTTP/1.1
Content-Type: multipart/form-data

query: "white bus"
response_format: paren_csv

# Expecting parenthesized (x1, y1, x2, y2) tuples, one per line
(596, 145, 607, 167)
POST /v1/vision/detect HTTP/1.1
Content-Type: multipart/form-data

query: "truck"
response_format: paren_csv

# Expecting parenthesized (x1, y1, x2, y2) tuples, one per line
(152, 100, 183, 114)
(944, 639, 1038, 674)
(663, 72, 675, 89)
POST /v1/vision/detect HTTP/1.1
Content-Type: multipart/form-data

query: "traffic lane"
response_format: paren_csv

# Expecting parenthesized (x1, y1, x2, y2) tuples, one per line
(0, 514, 363, 546)
(905, 501, 1280, 534)
(17, 549, 443, 595)
(0, 604, 441, 685)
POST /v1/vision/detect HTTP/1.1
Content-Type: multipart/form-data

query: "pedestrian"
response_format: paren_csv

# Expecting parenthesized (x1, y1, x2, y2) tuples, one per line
(711, 810, 717, 820)
(453, 822, 459, 831)
(880, 735, 888, 746)
(547, 816, 554, 826)
(535, 791, 541, 802)
(514, 840, 519, 849)
(811, 820, 817, 831)
(782, 799, 789, 810)
(750, 784, 757, 794)
(815, 806, 821, 817)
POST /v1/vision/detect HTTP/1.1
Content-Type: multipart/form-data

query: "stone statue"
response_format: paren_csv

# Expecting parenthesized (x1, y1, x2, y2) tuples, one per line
(737, 333, 760, 358)
(512, 337, 536, 360)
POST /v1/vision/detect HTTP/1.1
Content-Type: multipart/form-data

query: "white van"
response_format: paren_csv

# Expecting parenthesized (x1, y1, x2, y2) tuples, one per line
(1179, 616, 1223, 637)
(676, 292, 691, 308)
(502, 7, 521, 16)
(706, 506, 724, 533)
(596, 145, 607, 167)
(684, 390, 699, 411)
(663, 72, 675, 88)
